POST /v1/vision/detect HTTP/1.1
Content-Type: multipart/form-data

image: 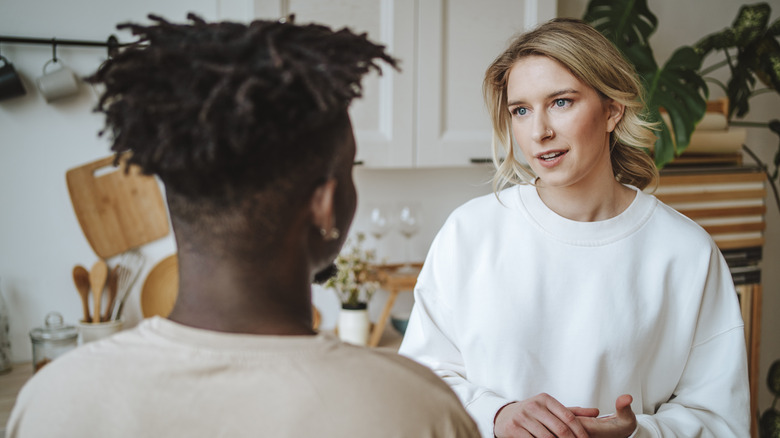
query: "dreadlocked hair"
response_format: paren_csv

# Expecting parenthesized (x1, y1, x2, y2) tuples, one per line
(89, 14, 398, 205)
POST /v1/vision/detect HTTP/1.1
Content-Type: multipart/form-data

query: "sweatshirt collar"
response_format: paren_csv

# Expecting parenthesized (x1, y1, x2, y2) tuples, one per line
(512, 184, 656, 246)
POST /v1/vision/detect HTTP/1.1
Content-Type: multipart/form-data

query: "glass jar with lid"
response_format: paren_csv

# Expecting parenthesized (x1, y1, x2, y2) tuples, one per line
(29, 312, 78, 373)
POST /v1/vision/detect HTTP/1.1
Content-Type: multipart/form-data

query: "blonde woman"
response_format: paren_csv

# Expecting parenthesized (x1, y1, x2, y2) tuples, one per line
(399, 18, 748, 438)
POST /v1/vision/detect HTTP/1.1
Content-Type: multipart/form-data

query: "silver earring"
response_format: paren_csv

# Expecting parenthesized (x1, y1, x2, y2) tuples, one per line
(320, 227, 340, 241)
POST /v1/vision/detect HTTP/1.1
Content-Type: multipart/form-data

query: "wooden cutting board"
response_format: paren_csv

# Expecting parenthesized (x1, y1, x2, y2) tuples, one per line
(66, 155, 170, 259)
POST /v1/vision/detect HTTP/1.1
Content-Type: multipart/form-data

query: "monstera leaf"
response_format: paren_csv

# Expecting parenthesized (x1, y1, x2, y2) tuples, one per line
(635, 47, 708, 166)
(584, 0, 708, 168)
(584, 0, 657, 54)
(695, 3, 780, 118)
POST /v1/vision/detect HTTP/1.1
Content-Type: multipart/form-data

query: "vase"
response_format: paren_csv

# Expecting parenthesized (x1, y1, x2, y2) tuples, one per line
(338, 303, 370, 346)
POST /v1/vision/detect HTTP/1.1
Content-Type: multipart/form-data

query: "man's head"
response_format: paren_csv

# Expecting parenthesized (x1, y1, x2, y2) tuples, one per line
(90, 14, 397, 245)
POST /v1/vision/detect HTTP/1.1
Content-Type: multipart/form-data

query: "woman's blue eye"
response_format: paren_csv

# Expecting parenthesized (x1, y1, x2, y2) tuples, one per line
(514, 107, 527, 116)
(554, 99, 568, 107)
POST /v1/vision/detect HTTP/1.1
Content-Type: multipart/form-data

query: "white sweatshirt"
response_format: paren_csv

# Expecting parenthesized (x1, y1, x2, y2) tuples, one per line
(399, 184, 749, 438)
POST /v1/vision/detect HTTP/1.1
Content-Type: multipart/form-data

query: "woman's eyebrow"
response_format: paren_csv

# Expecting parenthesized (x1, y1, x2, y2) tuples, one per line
(507, 88, 579, 107)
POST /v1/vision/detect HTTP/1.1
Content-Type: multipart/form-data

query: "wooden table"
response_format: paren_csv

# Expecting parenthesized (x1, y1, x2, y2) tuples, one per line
(368, 263, 422, 348)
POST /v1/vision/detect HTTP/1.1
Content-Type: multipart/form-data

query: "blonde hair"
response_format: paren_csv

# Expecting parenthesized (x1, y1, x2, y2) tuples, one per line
(483, 18, 658, 192)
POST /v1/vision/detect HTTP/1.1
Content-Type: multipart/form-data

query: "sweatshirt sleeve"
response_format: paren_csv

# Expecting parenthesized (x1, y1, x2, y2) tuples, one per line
(633, 245, 750, 437)
(399, 223, 511, 438)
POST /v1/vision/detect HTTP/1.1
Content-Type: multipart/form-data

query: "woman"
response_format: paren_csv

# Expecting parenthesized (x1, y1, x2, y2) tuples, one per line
(399, 18, 749, 438)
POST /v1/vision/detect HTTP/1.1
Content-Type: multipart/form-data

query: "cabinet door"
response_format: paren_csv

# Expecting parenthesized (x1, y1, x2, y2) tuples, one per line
(254, 0, 416, 168)
(416, 0, 556, 167)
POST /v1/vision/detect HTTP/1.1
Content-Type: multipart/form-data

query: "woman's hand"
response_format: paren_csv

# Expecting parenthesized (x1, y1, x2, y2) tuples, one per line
(578, 394, 637, 438)
(494, 393, 598, 438)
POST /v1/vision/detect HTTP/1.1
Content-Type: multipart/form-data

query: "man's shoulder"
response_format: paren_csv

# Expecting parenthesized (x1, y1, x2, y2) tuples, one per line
(316, 345, 480, 436)
(326, 343, 452, 389)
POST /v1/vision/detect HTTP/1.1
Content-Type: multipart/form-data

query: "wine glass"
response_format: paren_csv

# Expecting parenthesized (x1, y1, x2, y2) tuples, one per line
(367, 203, 391, 259)
(397, 202, 421, 272)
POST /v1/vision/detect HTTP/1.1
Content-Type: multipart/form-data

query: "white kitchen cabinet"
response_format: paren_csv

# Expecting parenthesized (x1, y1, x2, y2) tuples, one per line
(416, 0, 556, 167)
(248, 0, 556, 168)
(251, 0, 416, 167)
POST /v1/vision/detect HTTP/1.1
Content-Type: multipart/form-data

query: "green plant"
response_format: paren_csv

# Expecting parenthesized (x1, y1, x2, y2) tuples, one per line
(694, 3, 780, 120)
(693, 2, 780, 183)
(324, 233, 380, 309)
(760, 359, 780, 438)
(584, 0, 708, 168)
(584, 0, 780, 212)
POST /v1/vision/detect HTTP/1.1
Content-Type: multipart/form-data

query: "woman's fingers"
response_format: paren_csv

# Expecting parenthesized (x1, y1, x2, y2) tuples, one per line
(569, 406, 600, 417)
(495, 394, 595, 438)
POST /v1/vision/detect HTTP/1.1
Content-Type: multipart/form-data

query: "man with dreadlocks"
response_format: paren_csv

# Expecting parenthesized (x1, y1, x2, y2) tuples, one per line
(7, 14, 479, 438)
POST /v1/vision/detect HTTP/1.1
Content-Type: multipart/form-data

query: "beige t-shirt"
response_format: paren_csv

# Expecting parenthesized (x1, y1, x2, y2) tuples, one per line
(7, 317, 478, 437)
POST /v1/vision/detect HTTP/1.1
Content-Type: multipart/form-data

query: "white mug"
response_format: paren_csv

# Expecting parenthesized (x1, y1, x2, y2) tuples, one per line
(36, 59, 79, 102)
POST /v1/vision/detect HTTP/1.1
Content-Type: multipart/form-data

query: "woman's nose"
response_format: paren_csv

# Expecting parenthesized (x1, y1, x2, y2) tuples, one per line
(531, 115, 554, 143)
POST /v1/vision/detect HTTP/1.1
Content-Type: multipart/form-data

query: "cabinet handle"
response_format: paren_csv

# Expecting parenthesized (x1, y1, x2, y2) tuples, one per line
(353, 160, 364, 166)
(470, 158, 493, 164)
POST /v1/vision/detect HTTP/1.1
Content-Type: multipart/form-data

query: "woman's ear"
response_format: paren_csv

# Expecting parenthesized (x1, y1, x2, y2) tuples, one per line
(310, 178, 338, 231)
(605, 99, 625, 133)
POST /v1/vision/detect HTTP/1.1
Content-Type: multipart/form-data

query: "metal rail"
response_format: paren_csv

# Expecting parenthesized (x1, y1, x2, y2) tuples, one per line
(0, 35, 131, 57)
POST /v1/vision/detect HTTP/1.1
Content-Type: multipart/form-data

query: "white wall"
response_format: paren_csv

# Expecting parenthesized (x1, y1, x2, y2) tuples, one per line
(314, 166, 495, 330)
(0, 0, 219, 359)
(1, 0, 778, 417)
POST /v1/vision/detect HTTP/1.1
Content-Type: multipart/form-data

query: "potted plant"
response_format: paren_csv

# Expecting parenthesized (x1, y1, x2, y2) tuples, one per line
(583, 0, 780, 211)
(584, 0, 708, 168)
(760, 359, 780, 437)
(324, 232, 380, 345)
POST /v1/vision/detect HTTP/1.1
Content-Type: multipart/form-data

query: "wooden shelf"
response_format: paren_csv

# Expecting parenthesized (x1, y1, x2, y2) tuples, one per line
(656, 167, 766, 253)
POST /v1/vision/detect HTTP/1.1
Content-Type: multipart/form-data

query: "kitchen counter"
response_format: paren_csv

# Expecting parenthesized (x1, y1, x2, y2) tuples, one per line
(0, 363, 33, 435)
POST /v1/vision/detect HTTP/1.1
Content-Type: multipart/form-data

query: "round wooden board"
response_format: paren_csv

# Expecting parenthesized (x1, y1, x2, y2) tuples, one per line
(141, 254, 178, 318)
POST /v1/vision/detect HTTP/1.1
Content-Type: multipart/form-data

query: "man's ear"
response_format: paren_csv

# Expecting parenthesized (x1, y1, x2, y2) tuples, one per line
(606, 99, 625, 133)
(310, 178, 338, 231)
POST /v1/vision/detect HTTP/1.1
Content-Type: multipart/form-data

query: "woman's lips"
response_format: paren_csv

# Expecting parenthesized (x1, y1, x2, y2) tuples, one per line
(536, 150, 567, 168)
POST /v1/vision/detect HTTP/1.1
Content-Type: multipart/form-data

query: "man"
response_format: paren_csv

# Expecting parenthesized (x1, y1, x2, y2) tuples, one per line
(7, 14, 478, 437)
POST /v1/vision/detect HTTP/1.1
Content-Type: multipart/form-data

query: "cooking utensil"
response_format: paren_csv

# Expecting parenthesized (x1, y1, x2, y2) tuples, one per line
(140, 254, 178, 318)
(66, 155, 170, 259)
(89, 260, 108, 323)
(102, 265, 119, 322)
(72, 265, 92, 323)
(113, 249, 146, 320)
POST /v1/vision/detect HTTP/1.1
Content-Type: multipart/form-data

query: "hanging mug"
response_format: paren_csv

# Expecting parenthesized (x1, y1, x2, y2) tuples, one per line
(36, 59, 79, 103)
(0, 55, 27, 102)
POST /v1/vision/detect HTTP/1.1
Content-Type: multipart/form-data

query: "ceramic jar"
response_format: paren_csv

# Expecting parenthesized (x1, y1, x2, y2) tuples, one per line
(338, 303, 370, 346)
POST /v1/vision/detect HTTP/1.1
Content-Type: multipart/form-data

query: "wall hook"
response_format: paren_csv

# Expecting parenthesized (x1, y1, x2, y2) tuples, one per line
(106, 35, 118, 58)
(51, 38, 57, 62)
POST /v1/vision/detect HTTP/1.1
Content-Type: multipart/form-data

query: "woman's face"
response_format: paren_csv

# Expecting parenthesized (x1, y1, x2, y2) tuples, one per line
(505, 55, 622, 190)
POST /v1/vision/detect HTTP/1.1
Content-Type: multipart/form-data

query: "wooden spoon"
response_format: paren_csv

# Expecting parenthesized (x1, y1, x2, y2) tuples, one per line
(72, 265, 92, 323)
(102, 265, 119, 322)
(89, 260, 108, 323)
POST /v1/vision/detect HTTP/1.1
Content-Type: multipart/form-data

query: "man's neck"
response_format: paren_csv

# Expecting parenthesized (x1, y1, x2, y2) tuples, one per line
(167, 248, 317, 336)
